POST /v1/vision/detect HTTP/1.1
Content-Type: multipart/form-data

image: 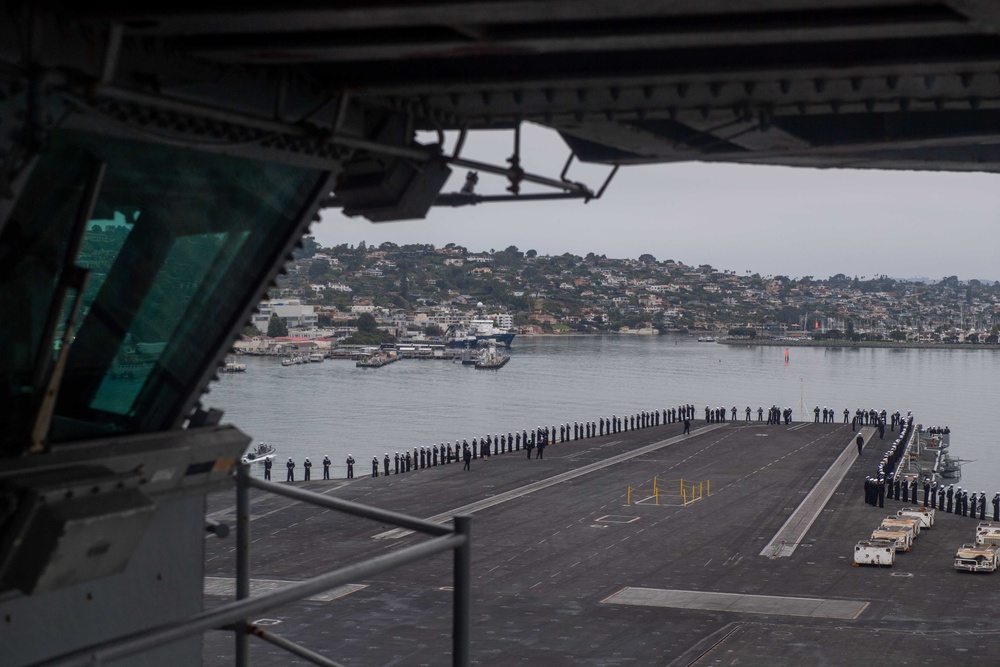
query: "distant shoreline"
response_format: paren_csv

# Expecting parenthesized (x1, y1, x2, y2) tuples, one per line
(715, 338, 1000, 350)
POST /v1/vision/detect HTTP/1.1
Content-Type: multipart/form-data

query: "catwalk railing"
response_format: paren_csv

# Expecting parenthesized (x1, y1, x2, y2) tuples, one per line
(42, 465, 472, 667)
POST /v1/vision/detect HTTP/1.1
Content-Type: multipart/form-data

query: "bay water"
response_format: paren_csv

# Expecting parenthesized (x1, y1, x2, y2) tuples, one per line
(206, 335, 1000, 492)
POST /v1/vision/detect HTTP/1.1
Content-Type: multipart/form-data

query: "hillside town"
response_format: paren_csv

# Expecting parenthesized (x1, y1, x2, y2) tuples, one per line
(242, 237, 1000, 349)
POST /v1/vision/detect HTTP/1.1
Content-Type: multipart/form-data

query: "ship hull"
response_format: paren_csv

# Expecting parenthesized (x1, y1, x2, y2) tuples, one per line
(447, 332, 516, 348)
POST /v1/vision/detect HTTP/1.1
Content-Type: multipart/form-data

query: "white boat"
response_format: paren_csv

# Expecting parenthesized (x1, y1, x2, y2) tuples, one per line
(475, 344, 510, 369)
(309, 352, 325, 362)
(697, 336, 717, 343)
(242, 442, 276, 464)
(220, 356, 247, 372)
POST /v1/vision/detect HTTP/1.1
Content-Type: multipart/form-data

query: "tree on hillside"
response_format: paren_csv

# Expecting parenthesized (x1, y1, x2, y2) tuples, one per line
(267, 314, 288, 337)
(293, 235, 321, 260)
(308, 260, 330, 279)
(357, 312, 378, 333)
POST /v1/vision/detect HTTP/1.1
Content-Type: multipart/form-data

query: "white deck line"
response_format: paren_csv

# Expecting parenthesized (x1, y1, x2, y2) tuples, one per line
(760, 427, 875, 557)
(373, 425, 725, 539)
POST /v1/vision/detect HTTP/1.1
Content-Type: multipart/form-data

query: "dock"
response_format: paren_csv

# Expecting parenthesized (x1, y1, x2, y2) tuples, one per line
(204, 420, 998, 665)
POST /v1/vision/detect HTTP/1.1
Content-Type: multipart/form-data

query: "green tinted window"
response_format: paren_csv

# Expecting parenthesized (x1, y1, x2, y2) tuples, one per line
(0, 129, 325, 453)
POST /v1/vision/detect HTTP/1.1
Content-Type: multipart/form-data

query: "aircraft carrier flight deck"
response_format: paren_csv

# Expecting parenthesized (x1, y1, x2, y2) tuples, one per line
(203, 420, 996, 665)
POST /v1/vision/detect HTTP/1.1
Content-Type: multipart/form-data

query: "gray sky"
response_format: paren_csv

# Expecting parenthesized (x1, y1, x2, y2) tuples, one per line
(314, 123, 1000, 282)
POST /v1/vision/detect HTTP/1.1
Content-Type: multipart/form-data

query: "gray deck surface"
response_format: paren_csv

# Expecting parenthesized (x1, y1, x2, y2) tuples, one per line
(202, 420, 1000, 665)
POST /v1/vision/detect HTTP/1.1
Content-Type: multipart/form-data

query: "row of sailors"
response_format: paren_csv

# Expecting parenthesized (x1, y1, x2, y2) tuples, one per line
(865, 473, 1000, 522)
(363, 404, 699, 477)
(870, 414, 914, 484)
(702, 406, 792, 424)
(705, 405, 892, 427)
(808, 406, 902, 427)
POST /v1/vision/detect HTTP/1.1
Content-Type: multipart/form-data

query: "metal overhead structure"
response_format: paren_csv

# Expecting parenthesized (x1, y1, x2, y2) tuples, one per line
(1, 1, 1000, 665)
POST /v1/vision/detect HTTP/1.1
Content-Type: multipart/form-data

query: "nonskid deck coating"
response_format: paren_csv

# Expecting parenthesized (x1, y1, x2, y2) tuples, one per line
(203, 420, 1000, 665)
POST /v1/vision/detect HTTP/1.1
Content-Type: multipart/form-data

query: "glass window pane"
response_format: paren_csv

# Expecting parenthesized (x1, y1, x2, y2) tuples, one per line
(0, 128, 326, 453)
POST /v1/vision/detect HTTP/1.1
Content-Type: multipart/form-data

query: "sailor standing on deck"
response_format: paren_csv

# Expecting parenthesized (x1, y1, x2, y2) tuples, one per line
(323, 455, 331, 480)
(980, 492, 987, 520)
(993, 493, 1000, 522)
(371, 457, 379, 478)
(856, 433, 864, 455)
(463, 444, 472, 471)
(346, 455, 355, 479)
(286, 457, 295, 482)
(923, 479, 931, 507)
(394, 452, 400, 475)
(264, 457, 272, 480)
(383, 453, 390, 476)
(683, 417, 691, 435)
(303, 457, 311, 481)
(946, 485, 954, 513)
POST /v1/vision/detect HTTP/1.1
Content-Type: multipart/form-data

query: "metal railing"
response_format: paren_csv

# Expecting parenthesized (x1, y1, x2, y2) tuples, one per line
(41, 465, 472, 666)
(626, 477, 711, 507)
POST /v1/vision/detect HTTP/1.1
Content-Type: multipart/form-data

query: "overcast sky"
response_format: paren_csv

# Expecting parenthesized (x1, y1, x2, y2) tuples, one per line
(313, 123, 1000, 283)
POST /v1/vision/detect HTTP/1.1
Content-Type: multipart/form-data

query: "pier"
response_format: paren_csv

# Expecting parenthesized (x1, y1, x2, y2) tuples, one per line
(205, 420, 997, 665)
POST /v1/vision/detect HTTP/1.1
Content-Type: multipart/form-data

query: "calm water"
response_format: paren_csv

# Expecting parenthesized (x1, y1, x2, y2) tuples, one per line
(206, 335, 1000, 491)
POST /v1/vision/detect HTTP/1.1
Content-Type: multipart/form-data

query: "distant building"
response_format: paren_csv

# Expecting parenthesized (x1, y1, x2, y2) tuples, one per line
(252, 299, 318, 332)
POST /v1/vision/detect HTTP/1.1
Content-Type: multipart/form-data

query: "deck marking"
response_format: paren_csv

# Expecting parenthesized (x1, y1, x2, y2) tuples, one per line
(760, 427, 875, 557)
(603, 587, 869, 620)
(372, 425, 725, 539)
(204, 577, 366, 602)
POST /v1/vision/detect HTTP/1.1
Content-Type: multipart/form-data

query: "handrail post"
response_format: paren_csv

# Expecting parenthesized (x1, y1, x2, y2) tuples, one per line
(453, 515, 472, 667)
(235, 463, 251, 666)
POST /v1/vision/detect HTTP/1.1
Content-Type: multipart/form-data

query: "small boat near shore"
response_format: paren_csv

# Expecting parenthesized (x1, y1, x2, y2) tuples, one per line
(220, 356, 247, 372)
(357, 352, 397, 368)
(475, 345, 510, 369)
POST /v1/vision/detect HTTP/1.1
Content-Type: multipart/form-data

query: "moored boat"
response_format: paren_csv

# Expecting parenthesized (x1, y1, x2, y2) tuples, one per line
(220, 356, 247, 372)
(475, 345, 510, 369)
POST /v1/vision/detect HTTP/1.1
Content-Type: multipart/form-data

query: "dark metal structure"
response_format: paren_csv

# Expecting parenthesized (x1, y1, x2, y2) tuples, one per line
(1, 2, 999, 664)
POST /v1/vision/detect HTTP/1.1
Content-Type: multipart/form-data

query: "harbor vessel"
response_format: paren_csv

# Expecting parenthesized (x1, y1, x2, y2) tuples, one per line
(474, 345, 510, 369)
(356, 352, 396, 368)
(240, 442, 276, 464)
(219, 357, 247, 373)
(446, 318, 516, 348)
(898, 424, 964, 483)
